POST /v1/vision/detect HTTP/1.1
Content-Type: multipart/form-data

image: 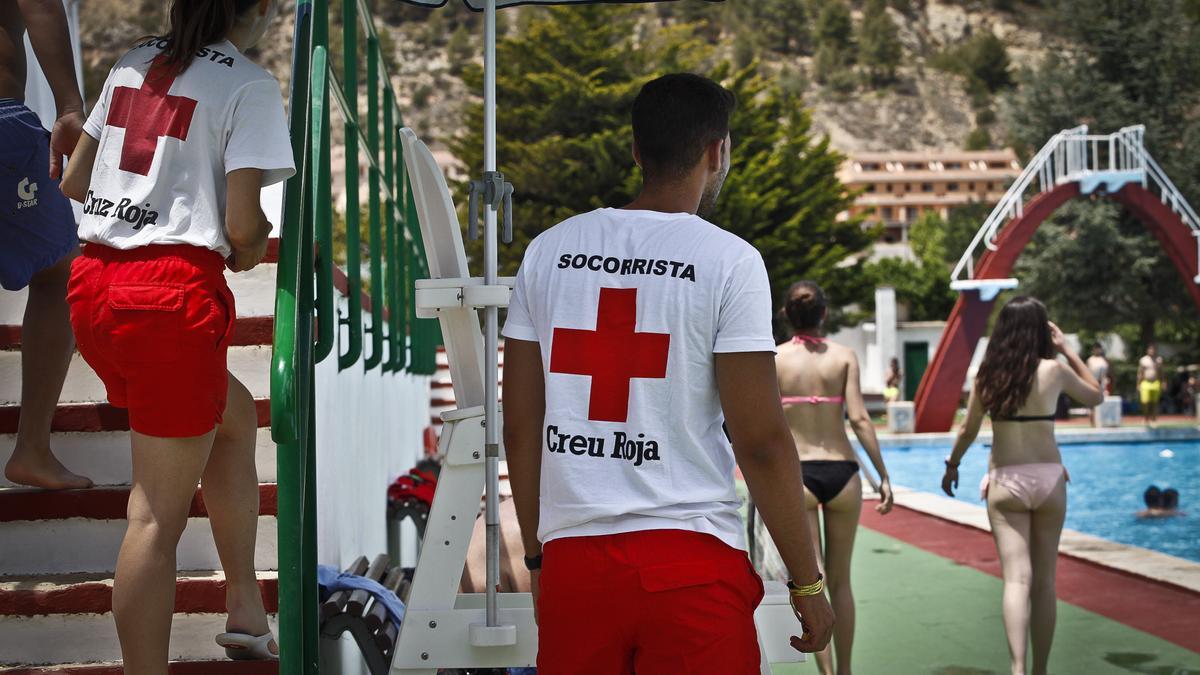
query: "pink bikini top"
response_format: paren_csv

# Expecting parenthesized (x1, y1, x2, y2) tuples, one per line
(781, 334, 845, 405)
(781, 394, 845, 405)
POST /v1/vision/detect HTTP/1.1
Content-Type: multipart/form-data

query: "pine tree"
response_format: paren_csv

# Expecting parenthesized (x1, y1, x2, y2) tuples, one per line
(858, 0, 903, 85)
(449, 7, 871, 309)
(812, 0, 856, 89)
(712, 67, 870, 309)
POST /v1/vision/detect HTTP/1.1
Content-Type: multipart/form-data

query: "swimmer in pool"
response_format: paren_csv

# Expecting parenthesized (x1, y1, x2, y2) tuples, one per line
(756, 280, 893, 675)
(940, 296, 1102, 675)
(1138, 485, 1185, 519)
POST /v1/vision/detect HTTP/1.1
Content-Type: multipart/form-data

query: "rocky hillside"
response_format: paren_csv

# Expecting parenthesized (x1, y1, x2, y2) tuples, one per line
(77, 0, 1060, 158)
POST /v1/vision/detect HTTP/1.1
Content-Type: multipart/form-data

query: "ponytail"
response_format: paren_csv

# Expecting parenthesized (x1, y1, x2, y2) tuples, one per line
(159, 0, 259, 71)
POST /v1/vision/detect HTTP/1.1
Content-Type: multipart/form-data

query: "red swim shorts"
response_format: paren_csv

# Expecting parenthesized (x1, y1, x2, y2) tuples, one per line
(67, 243, 236, 438)
(537, 529, 765, 675)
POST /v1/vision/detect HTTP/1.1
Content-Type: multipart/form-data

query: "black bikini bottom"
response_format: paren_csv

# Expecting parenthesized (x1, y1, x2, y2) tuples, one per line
(801, 460, 860, 505)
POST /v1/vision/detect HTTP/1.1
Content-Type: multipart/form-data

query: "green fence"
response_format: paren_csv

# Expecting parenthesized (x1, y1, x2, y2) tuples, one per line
(272, 1, 440, 672)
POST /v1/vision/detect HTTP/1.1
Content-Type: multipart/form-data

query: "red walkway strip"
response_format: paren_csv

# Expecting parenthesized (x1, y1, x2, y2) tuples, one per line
(0, 484, 277, 522)
(860, 504, 1200, 653)
(0, 400, 271, 434)
(0, 576, 277, 616)
(0, 661, 278, 674)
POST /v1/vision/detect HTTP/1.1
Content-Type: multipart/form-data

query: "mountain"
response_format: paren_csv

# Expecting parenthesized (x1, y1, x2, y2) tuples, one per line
(77, 1, 1058, 159)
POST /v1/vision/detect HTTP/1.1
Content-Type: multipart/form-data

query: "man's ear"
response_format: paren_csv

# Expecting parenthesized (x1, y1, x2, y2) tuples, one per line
(631, 140, 643, 169)
(706, 137, 724, 172)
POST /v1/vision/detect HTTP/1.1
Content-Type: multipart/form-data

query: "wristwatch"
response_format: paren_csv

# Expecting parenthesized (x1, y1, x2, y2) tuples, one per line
(944, 456, 960, 469)
(523, 553, 543, 571)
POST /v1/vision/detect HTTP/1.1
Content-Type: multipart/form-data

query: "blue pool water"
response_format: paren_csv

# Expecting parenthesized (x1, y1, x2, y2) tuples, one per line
(881, 439, 1200, 562)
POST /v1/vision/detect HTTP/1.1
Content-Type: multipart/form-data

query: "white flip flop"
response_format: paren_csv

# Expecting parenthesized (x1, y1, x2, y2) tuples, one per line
(215, 631, 279, 661)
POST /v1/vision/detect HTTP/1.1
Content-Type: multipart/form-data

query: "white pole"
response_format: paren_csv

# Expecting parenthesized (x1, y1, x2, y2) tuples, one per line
(482, 0, 501, 629)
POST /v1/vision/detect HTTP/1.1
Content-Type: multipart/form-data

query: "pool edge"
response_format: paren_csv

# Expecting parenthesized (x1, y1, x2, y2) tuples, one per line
(886, 486, 1200, 595)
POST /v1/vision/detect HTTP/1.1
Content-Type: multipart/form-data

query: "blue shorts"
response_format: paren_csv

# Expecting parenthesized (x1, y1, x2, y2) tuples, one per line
(0, 98, 77, 291)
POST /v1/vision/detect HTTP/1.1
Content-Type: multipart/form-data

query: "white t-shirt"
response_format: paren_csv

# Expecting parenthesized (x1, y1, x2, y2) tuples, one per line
(78, 39, 294, 257)
(503, 207, 776, 551)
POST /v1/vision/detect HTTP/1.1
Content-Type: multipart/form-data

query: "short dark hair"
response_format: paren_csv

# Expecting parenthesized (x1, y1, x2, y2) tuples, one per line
(631, 73, 735, 182)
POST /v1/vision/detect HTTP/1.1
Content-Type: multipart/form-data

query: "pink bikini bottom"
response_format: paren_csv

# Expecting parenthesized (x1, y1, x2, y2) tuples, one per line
(979, 463, 1069, 510)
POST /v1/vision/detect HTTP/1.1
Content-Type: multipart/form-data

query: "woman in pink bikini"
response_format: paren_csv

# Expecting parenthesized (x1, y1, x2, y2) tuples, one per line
(760, 280, 893, 675)
(941, 296, 1102, 675)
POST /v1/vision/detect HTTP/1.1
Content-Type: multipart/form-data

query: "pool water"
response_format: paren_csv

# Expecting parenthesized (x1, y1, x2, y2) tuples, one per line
(880, 440, 1200, 562)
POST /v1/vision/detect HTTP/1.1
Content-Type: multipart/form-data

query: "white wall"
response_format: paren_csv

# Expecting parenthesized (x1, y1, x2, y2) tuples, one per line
(315, 294, 431, 675)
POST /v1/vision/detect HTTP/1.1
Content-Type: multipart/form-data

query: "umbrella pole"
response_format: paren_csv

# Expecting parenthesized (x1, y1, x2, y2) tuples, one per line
(482, 0, 501, 630)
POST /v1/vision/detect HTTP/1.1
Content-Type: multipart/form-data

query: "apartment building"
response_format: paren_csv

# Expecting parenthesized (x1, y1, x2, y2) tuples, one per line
(839, 149, 1023, 242)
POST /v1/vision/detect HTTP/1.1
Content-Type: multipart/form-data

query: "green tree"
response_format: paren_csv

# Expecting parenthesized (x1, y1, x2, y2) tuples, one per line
(726, 0, 812, 55)
(449, 7, 871, 310)
(858, 0, 903, 85)
(812, 0, 856, 88)
(713, 67, 871, 308)
(814, 0, 854, 50)
(858, 208, 981, 321)
(1015, 201, 1196, 345)
(1004, 0, 1200, 343)
(961, 32, 1011, 93)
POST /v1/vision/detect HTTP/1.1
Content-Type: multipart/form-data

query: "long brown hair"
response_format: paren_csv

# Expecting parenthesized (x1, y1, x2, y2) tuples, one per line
(975, 296, 1055, 419)
(159, 0, 260, 71)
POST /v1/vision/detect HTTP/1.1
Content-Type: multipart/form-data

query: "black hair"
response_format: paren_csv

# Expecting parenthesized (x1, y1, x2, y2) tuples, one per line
(1144, 485, 1163, 509)
(1163, 488, 1180, 510)
(785, 281, 827, 332)
(631, 73, 735, 182)
(160, 0, 261, 71)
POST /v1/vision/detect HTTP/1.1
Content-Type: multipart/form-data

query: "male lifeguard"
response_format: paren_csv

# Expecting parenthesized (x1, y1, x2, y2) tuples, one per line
(1, 0, 90, 489)
(502, 73, 834, 674)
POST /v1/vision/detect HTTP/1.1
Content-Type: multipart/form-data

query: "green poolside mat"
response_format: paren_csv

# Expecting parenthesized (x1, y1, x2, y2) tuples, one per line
(770, 526, 1200, 674)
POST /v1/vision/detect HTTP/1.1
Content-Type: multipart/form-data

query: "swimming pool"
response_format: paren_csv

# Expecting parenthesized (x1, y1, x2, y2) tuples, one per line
(880, 439, 1200, 562)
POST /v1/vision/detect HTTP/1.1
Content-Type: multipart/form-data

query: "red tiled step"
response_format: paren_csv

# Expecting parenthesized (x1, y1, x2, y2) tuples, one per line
(0, 317, 274, 351)
(0, 572, 277, 616)
(0, 483, 277, 522)
(262, 238, 280, 265)
(0, 400, 271, 434)
(0, 661, 278, 674)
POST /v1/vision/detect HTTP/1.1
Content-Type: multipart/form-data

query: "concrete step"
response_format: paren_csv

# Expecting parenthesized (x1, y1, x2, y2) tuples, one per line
(0, 247, 279, 327)
(0, 661, 278, 674)
(0, 570, 276, 616)
(0, 485, 277, 575)
(0, 428, 277, 488)
(0, 611, 279, 667)
(0, 400, 271, 434)
(0, 345, 272, 406)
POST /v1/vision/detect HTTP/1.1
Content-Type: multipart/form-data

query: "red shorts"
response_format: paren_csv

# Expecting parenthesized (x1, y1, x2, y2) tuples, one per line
(67, 243, 236, 437)
(537, 529, 765, 675)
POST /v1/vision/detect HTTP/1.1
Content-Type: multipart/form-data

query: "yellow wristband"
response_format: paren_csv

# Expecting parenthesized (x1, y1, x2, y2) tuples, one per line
(787, 575, 825, 597)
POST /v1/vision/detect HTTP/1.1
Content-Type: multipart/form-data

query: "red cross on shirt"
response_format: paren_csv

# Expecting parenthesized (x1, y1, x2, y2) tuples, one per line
(549, 287, 670, 423)
(106, 60, 198, 176)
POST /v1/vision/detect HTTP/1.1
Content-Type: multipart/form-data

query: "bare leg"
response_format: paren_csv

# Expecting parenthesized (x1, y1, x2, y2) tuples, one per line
(988, 484, 1032, 675)
(804, 488, 835, 675)
(822, 475, 862, 675)
(4, 248, 92, 490)
(201, 375, 276, 653)
(113, 429, 215, 675)
(1029, 480, 1066, 675)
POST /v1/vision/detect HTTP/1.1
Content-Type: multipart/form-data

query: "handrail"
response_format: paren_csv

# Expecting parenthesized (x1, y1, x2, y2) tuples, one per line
(271, 1, 442, 672)
(951, 124, 1200, 286)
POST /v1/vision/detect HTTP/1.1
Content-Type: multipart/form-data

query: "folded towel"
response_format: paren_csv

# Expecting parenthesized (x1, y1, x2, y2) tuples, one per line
(317, 564, 407, 626)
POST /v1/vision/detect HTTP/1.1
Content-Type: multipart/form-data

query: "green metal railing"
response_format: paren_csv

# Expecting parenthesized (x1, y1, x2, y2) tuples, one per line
(272, 1, 440, 672)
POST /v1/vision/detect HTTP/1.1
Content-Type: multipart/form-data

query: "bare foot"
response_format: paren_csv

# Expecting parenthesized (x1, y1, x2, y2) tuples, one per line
(4, 449, 94, 490)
